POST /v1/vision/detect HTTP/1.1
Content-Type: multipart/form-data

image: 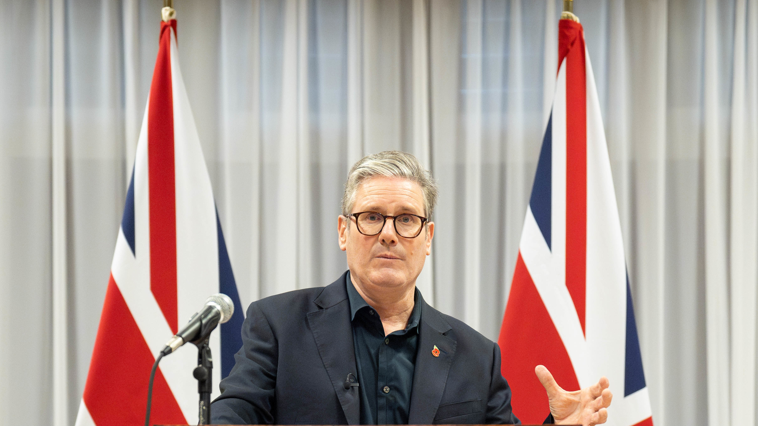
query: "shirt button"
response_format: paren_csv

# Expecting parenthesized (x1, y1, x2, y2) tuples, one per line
(384, 338, 389, 345)
(382, 386, 390, 394)
(369, 310, 375, 316)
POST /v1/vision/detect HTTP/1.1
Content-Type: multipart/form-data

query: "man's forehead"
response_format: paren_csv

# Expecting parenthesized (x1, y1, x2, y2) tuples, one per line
(354, 176, 424, 208)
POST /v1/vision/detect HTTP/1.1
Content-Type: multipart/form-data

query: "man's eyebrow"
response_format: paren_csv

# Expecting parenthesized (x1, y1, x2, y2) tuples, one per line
(359, 205, 423, 215)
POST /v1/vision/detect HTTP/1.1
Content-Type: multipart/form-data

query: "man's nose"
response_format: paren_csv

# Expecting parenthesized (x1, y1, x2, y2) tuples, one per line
(379, 217, 398, 245)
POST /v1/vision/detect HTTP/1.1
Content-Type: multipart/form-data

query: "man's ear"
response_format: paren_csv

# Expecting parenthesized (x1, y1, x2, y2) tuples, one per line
(338, 215, 348, 252)
(425, 222, 434, 256)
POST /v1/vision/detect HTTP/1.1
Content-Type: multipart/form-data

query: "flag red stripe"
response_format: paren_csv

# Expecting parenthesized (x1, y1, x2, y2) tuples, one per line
(560, 20, 587, 336)
(499, 253, 580, 424)
(634, 416, 654, 426)
(148, 22, 178, 334)
(83, 275, 186, 426)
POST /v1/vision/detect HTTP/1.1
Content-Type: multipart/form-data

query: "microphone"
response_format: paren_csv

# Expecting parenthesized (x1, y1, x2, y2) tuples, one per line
(343, 373, 359, 390)
(162, 293, 234, 355)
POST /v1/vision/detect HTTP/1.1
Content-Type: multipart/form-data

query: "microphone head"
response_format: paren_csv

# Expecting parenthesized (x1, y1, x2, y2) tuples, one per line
(206, 293, 234, 324)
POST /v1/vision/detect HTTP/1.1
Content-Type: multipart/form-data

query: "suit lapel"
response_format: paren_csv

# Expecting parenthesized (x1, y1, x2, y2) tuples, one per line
(408, 298, 457, 424)
(307, 274, 361, 425)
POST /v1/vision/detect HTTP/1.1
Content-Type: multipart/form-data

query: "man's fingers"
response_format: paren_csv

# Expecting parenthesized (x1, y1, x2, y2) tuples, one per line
(601, 388, 613, 408)
(589, 376, 610, 398)
(590, 389, 612, 412)
(535, 365, 562, 395)
(596, 407, 608, 424)
(588, 407, 609, 426)
(599, 376, 609, 390)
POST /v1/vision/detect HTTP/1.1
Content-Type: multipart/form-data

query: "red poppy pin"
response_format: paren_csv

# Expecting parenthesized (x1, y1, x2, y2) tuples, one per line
(432, 345, 440, 357)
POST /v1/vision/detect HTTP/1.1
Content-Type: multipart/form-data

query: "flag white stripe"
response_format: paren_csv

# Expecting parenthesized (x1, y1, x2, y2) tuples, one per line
(584, 46, 628, 401)
(74, 400, 96, 426)
(551, 61, 567, 297)
(112, 98, 173, 359)
(169, 27, 224, 412)
(520, 207, 587, 381)
(612, 387, 654, 426)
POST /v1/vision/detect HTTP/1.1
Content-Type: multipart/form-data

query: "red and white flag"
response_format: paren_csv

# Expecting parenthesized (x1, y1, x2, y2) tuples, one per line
(75, 18, 243, 426)
(498, 19, 653, 426)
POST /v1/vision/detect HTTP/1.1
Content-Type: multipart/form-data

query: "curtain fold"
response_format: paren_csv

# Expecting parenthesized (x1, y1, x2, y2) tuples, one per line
(1, 1, 756, 425)
(626, 1, 671, 423)
(729, 1, 758, 424)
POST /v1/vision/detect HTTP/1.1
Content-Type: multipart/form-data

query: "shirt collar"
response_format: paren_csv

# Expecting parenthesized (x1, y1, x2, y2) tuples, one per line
(345, 270, 422, 332)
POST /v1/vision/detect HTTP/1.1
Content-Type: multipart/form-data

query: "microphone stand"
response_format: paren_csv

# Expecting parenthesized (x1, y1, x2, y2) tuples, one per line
(193, 338, 213, 425)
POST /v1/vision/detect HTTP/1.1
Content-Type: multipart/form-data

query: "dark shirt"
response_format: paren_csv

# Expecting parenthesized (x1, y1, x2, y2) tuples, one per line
(346, 273, 421, 425)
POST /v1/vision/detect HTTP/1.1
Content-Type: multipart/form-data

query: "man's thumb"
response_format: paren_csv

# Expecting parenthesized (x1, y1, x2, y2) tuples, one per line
(535, 365, 561, 395)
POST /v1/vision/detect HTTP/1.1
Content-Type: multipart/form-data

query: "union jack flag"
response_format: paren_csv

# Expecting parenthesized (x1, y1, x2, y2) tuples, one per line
(75, 19, 243, 426)
(498, 19, 653, 426)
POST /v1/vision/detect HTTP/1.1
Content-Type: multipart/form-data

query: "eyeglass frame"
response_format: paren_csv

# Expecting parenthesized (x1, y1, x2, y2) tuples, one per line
(346, 211, 429, 238)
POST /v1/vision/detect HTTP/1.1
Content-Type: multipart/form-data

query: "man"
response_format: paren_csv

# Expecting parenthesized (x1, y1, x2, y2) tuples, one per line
(212, 151, 612, 425)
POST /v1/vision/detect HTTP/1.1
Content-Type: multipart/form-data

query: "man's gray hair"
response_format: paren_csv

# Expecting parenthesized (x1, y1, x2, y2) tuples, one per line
(342, 151, 438, 219)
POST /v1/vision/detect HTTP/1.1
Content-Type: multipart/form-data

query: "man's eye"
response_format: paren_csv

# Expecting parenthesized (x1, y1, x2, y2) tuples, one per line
(398, 215, 412, 224)
(366, 214, 382, 222)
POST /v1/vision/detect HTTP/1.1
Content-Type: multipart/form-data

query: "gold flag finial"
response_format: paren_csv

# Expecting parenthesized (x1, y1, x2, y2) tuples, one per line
(561, 0, 580, 22)
(162, 0, 175, 22)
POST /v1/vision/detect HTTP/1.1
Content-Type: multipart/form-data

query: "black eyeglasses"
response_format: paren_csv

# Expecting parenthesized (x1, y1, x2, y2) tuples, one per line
(347, 211, 428, 238)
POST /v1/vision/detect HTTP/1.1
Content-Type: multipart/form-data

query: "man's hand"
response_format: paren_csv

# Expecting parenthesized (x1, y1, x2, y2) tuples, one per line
(535, 365, 613, 426)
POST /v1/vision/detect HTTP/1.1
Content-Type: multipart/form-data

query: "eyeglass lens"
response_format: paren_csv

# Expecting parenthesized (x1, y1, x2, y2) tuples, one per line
(356, 212, 423, 237)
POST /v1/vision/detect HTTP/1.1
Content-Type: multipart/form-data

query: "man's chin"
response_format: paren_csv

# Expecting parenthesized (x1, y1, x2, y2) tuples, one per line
(365, 269, 411, 289)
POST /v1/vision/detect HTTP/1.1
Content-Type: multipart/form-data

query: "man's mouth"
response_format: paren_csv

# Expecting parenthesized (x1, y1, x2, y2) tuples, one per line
(376, 254, 401, 260)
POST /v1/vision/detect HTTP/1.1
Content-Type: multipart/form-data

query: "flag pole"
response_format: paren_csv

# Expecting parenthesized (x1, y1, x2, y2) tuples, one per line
(162, 0, 175, 22)
(561, 0, 580, 22)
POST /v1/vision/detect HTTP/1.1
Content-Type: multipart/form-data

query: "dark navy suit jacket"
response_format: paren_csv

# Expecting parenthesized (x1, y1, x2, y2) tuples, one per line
(211, 271, 523, 425)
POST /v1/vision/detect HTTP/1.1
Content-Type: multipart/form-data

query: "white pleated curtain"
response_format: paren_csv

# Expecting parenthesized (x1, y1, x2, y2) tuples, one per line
(0, 1, 756, 426)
